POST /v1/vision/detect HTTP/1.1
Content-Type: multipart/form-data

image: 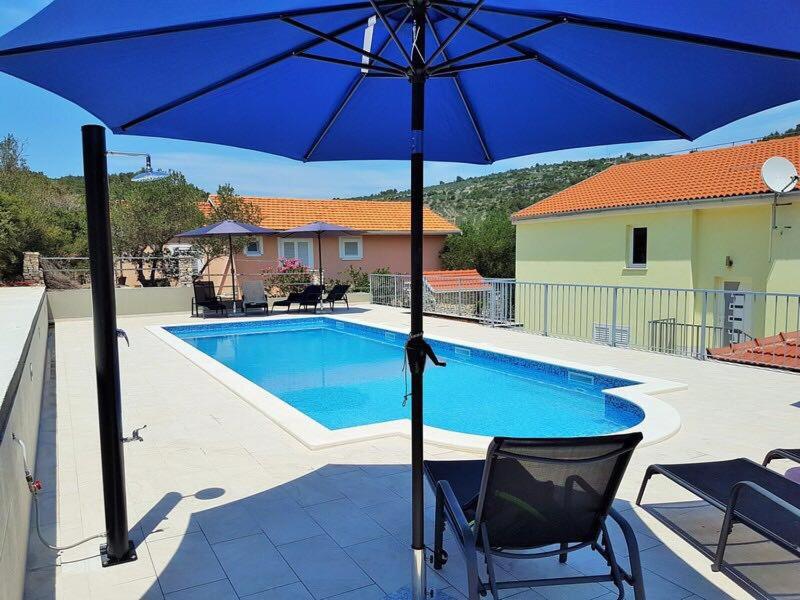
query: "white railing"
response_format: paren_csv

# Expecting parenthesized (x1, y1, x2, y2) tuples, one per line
(369, 275, 800, 364)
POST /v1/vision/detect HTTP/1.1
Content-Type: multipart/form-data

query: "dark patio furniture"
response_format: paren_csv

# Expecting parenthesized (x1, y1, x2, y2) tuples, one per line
(425, 433, 645, 600)
(763, 448, 800, 467)
(241, 280, 270, 316)
(192, 280, 227, 318)
(323, 284, 350, 311)
(637, 450, 800, 573)
(272, 291, 302, 312)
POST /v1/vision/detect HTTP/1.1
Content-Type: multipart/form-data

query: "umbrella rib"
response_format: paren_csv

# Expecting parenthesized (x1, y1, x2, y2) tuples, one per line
(368, 0, 412, 67)
(426, 16, 492, 163)
(295, 51, 405, 76)
(120, 7, 405, 131)
(425, 0, 486, 68)
(281, 16, 406, 72)
(428, 20, 559, 75)
(0, 1, 402, 58)
(431, 5, 691, 140)
(304, 12, 410, 161)
(431, 0, 800, 61)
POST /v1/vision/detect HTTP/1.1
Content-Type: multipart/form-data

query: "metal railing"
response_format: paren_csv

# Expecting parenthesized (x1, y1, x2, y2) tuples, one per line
(370, 275, 800, 364)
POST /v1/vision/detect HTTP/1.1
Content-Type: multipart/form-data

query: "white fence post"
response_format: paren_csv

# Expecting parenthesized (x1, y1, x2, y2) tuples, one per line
(610, 286, 619, 347)
(542, 283, 549, 336)
(699, 291, 708, 360)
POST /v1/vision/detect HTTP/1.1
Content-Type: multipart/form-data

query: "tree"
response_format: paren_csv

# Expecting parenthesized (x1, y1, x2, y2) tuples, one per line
(0, 133, 28, 172)
(110, 171, 205, 286)
(192, 183, 261, 274)
(440, 209, 516, 278)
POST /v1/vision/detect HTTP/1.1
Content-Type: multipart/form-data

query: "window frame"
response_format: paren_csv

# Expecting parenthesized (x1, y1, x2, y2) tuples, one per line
(278, 237, 314, 267)
(627, 226, 648, 269)
(243, 236, 264, 257)
(338, 236, 364, 260)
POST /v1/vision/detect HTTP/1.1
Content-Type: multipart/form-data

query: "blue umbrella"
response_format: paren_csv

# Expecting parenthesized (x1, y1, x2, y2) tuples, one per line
(281, 220, 365, 286)
(3, 2, 800, 592)
(175, 220, 278, 312)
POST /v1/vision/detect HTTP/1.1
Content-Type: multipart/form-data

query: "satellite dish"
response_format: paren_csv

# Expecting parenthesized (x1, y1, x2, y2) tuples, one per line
(761, 156, 798, 193)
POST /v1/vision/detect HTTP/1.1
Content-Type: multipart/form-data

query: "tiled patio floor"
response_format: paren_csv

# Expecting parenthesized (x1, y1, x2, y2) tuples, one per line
(23, 305, 800, 599)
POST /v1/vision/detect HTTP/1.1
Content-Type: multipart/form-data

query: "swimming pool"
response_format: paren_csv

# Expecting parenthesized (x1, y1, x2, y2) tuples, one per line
(160, 317, 657, 442)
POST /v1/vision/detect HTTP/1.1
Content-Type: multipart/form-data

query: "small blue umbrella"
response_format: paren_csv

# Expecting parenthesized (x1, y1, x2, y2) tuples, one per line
(281, 220, 365, 286)
(175, 220, 278, 312)
(3, 2, 800, 593)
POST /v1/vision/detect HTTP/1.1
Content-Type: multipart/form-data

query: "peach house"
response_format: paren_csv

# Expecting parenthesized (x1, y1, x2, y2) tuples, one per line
(199, 196, 459, 291)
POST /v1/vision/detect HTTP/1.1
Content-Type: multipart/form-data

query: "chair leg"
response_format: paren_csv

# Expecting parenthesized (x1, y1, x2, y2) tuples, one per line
(433, 487, 446, 570)
(559, 542, 568, 564)
(600, 523, 626, 599)
(610, 508, 646, 600)
(481, 526, 499, 599)
(713, 508, 737, 572)
(636, 467, 656, 506)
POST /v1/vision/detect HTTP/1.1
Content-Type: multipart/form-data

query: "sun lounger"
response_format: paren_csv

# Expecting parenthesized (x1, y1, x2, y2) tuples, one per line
(322, 284, 350, 310)
(191, 280, 227, 318)
(637, 450, 800, 572)
(241, 281, 270, 315)
(425, 433, 645, 600)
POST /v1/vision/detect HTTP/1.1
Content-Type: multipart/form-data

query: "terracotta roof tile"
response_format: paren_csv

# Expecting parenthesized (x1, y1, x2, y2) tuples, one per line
(707, 330, 800, 372)
(513, 136, 800, 220)
(202, 196, 459, 234)
(424, 269, 489, 291)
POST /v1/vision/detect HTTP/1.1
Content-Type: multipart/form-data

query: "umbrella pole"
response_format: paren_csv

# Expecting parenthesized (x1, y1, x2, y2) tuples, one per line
(318, 231, 323, 288)
(408, 4, 428, 598)
(229, 234, 237, 314)
(81, 125, 136, 566)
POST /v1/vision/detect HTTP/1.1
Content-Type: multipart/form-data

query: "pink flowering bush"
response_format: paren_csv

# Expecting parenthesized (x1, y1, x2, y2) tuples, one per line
(261, 257, 312, 296)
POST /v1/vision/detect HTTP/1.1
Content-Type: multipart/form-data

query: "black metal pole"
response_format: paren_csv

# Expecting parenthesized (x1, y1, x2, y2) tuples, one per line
(81, 124, 136, 566)
(228, 233, 237, 312)
(408, 2, 427, 598)
(318, 231, 323, 287)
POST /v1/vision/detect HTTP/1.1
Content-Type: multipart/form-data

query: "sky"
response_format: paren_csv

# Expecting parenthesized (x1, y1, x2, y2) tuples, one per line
(3, 2, 800, 198)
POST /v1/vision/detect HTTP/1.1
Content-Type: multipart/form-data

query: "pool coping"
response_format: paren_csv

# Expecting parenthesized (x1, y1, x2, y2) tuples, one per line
(147, 314, 684, 453)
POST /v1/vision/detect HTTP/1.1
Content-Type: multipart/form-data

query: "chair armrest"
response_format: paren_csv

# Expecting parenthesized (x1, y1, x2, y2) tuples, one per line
(437, 480, 476, 549)
(728, 480, 800, 522)
(763, 448, 800, 467)
(608, 508, 643, 585)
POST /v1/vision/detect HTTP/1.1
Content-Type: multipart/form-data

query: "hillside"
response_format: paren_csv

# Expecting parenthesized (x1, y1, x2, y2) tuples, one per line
(348, 122, 800, 222)
(347, 154, 656, 221)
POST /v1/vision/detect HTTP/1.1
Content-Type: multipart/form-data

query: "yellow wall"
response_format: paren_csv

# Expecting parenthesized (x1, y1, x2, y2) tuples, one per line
(514, 199, 800, 343)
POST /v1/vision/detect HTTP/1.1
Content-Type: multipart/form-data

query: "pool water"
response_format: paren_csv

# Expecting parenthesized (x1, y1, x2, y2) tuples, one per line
(167, 319, 644, 437)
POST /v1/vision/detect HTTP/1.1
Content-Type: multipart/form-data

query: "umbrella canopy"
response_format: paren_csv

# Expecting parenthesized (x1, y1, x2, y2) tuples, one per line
(3, 2, 800, 594)
(281, 221, 364, 286)
(176, 220, 278, 310)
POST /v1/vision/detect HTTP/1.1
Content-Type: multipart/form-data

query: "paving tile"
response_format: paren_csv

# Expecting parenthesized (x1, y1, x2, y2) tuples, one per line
(345, 535, 450, 595)
(278, 534, 372, 599)
(328, 584, 391, 599)
(90, 576, 165, 600)
(287, 473, 346, 507)
(244, 496, 324, 545)
(305, 498, 389, 547)
(147, 531, 226, 594)
(194, 501, 261, 544)
(327, 469, 404, 508)
(165, 579, 236, 600)
(213, 533, 298, 596)
(242, 581, 315, 599)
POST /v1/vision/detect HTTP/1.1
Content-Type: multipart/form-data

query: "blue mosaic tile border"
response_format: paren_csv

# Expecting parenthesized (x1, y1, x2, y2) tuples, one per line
(165, 317, 638, 395)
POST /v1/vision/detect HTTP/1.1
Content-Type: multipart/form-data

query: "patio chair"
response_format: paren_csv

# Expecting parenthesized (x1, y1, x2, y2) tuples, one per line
(272, 291, 302, 312)
(241, 280, 270, 316)
(322, 284, 350, 311)
(191, 280, 227, 318)
(637, 449, 800, 573)
(297, 284, 324, 312)
(425, 433, 645, 600)
(762, 448, 800, 467)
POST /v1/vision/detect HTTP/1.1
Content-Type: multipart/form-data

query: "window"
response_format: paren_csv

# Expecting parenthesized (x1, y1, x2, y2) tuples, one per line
(243, 237, 263, 257)
(339, 236, 363, 260)
(628, 227, 647, 268)
(278, 238, 313, 267)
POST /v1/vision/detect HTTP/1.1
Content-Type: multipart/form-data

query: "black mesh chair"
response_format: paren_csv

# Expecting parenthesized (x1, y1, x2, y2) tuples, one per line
(637, 448, 800, 573)
(322, 284, 350, 310)
(272, 291, 302, 312)
(191, 280, 227, 318)
(425, 433, 645, 600)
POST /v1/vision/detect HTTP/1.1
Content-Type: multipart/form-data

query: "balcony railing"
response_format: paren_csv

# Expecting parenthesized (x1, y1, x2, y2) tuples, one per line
(369, 275, 800, 365)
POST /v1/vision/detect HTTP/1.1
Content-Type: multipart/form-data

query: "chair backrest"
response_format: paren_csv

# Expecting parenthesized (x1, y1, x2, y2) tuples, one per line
(242, 280, 266, 303)
(326, 284, 350, 300)
(474, 433, 642, 550)
(301, 284, 323, 301)
(193, 280, 216, 303)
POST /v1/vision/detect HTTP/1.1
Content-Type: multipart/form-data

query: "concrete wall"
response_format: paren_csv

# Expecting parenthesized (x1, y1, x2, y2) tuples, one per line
(47, 287, 194, 320)
(0, 288, 48, 600)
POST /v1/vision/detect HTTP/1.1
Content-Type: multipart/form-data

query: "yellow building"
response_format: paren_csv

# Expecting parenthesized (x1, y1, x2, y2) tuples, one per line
(511, 136, 800, 352)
